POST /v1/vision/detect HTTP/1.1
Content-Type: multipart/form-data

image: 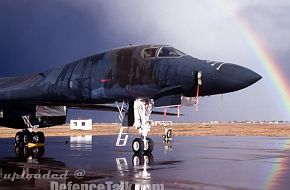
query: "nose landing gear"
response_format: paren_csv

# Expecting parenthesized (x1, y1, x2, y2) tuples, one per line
(132, 99, 154, 154)
(132, 137, 154, 154)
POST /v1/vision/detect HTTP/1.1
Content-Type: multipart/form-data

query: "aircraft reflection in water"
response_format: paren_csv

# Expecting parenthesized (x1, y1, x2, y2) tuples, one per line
(0, 136, 163, 190)
(15, 145, 45, 163)
(0, 44, 262, 153)
(0, 146, 67, 189)
(70, 135, 93, 152)
(116, 153, 155, 190)
(115, 140, 173, 189)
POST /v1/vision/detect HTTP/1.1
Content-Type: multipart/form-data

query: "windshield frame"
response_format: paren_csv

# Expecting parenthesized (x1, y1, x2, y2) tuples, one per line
(157, 46, 185, 58)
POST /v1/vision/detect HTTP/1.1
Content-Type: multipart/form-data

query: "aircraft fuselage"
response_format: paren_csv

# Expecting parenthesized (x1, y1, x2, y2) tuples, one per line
(0, 45, 261, 106)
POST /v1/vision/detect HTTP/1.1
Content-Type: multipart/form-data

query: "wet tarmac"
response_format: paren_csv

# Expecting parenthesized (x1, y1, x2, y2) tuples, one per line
(1, 135, 290, 190)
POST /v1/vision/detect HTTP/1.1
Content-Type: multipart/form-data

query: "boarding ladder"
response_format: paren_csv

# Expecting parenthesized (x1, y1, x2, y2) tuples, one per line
(115, 101, 130, 147)
(116, 127, 129, 147)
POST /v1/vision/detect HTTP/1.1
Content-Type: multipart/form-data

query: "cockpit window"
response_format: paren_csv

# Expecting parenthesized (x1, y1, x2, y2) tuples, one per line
(142, 48, 158, 59)
(157, 47, 185, 58)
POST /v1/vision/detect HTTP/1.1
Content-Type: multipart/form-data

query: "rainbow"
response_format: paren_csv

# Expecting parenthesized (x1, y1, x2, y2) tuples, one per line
(220, 1, 290, 189)
(263, 138, 290, 190)
(221, 1, 290, 116)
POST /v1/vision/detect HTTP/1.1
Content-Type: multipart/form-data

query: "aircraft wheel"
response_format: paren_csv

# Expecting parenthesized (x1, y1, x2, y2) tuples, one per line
(38, 132, 45, 143)
(144, 138, 154, 153)
(21, 133, 29, 145)
(166, 129, 173, 139)
(15, 132, 23, 145)
(132, 138, 144, 154)
(33, 132, 45, 143)
(30, 132, 35, 141)
(32, 133, 39, 143)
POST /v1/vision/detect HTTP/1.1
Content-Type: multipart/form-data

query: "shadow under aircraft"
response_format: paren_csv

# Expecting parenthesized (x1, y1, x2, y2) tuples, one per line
(0, 45, 261, 153)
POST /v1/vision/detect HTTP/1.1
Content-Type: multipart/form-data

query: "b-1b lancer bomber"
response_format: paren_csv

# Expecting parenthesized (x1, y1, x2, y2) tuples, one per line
(0, 45, 261, 153)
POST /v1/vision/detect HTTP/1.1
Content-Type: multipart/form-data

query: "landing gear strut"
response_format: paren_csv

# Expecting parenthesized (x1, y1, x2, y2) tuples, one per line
(15, 116, 45, 146)
(132, 99, 154, 154)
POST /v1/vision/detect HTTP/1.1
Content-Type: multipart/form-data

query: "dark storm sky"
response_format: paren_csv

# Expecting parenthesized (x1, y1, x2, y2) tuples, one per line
(0, 0, 289, 122)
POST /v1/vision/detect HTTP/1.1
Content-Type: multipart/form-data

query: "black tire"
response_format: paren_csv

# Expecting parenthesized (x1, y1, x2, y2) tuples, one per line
(35, 132, 45, 143)
(22, 133, 29, 145)
(32, 132, 45, 143)
(15, 132, 23, 145)
(166, 129, 172, 138)
(32, 133, 39, 143)
(132, 138, 144, 154)
(166, 129, 173, 139)
(30, 132, 35, 142)
(132, 154, 144, 166)
(144, 138, 154, 153)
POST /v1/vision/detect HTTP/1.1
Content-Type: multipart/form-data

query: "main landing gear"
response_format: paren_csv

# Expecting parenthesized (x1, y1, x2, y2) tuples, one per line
(15, 130, 45, 145)
(132, 99, 154, 154)
(15, 116, 45, 146)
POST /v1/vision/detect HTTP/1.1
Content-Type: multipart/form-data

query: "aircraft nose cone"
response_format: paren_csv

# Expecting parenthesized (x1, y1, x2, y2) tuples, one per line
(217, 63, 262, 93)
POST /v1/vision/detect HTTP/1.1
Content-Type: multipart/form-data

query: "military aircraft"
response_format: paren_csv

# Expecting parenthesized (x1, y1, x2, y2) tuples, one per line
(0, 45, 261, 153)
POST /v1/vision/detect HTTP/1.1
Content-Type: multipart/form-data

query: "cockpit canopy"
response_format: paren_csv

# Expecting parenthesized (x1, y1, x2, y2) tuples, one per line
(142, 47, 158, 58)
(141, 46, 185, 59)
